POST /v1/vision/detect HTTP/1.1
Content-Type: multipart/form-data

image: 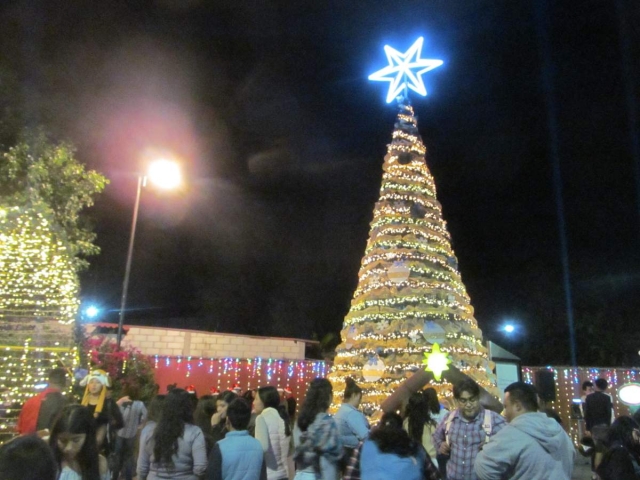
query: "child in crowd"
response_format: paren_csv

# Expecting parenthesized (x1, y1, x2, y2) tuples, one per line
(207, 398, 266, 480)
(49, 404, 111, 480)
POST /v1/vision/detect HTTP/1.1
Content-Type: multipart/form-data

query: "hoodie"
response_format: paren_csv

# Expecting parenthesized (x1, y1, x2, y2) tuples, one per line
(474, 412, 575, 480)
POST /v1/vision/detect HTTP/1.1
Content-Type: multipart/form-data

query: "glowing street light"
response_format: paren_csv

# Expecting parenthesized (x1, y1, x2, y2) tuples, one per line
(147, 159, 182, 190)
(84, 306, 100, 319)
(503, 324, 515, 334)
(117, 158, 181, 348)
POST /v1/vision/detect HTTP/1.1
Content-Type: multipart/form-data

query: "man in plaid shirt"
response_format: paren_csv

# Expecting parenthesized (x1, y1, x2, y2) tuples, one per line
(433, 379, 506, 480)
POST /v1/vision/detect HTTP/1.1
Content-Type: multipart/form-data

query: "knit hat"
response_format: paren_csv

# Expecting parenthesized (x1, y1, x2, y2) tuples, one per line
(80, 369, 111, 415)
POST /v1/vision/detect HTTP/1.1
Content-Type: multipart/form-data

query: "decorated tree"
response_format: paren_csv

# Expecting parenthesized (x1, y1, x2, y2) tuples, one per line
(328, 39, 497, 414)
(0, 133, 107, 433)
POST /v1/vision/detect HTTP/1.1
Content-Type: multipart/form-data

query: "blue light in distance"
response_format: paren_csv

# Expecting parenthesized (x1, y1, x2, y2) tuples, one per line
(369, 37, 443, 103)
(85, 306, 99, 318)
(503, 324, 515, 334)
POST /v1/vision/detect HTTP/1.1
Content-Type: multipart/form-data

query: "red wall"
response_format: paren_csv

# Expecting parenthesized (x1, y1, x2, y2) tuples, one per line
(152, 356, 329, 405)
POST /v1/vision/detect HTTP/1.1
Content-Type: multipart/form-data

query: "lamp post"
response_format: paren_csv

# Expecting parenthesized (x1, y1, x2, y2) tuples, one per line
(117, 160, 181, 349)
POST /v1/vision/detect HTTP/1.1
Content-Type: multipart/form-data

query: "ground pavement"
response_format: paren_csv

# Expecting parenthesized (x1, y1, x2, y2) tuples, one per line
(573, 454, 593, 480)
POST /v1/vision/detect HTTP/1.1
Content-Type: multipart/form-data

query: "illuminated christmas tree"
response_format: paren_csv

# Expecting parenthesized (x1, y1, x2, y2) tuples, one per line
(0, 204, 80, 437)
(0, 136, 107, 436)
(328, 38, 497, 414)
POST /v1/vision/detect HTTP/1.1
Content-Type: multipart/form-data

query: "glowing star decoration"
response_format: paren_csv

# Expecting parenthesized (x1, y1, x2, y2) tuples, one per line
(422, 343, 451, 381)
(369, 37, 443, 103)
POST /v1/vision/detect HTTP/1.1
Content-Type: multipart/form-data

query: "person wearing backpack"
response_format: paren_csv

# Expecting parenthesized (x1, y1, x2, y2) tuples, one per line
(17, 368, 68, 436)
(433, 379, 506, 480)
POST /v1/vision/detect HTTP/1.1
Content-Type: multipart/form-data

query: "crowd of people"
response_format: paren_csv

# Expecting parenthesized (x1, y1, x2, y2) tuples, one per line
(2, 367, 640, 480)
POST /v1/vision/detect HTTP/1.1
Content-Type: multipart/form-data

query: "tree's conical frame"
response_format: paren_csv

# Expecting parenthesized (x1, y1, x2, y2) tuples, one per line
(329, 101, 498, 414)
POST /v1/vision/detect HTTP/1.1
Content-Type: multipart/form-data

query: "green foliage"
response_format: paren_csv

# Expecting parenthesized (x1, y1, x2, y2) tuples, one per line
(0, 131, 108, 270)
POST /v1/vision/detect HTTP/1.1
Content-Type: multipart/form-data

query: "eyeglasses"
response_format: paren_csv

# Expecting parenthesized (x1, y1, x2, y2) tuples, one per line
(457, 396, 479, 405)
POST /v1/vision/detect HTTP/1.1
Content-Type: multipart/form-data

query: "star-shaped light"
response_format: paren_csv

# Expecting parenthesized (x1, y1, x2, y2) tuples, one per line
(422, 343, 451, 381)
(369, 37, 443, 103)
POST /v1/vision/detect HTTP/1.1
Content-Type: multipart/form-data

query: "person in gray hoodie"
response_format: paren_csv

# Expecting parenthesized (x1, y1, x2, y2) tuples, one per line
(474, 382, 575, 480)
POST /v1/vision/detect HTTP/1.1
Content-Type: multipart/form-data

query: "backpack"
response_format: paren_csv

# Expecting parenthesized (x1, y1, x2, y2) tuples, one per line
(35, 391, 66, 432)
(444, 409, 493, 447)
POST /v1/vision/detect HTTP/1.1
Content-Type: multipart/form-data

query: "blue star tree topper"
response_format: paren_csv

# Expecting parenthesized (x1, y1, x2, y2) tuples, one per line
(369, 37, 443, 103)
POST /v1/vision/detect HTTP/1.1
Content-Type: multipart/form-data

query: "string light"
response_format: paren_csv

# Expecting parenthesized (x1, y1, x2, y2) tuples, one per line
(0, 206, 80, 325)
(0, 343, 78, 433)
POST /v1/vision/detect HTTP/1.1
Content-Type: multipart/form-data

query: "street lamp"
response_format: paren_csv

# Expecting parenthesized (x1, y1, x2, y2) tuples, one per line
(84, 306, 100, 319)
(117, 159, 182, 348)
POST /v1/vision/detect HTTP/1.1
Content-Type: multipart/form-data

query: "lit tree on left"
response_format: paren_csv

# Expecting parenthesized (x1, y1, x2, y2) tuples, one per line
(0, 132, 108, 437)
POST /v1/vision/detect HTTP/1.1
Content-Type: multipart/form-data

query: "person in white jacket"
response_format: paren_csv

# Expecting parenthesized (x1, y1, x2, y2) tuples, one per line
(254, 386, 291, 480)
(474, 381, 575, 480)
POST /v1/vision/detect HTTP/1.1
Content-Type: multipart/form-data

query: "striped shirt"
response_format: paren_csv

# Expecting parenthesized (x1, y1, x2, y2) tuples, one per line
(117, 400, 147, 439)
(432, 408, 506, 480)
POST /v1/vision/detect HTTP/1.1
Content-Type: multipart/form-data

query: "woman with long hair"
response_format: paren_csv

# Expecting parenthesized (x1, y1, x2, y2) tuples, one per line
(334, 378, 369, 454)
(423, 388, 448, 477)
(79, 370, 124, 453)
(293, 378, 342, 480)
(254, 386, 291, 480)
(404, 392, 438, 468)
(210, 390, 238, 444)
(423, 388, 448, 425)
(193, 395, 216, 454)
(344, 412, 439, 480)
(597, 416, 640, 480)
(49, 405, 110, 480)
(137, 388, 207, 480)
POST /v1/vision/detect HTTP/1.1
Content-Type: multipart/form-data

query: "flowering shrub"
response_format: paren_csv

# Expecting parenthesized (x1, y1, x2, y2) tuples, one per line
(82, 336, 156, 402)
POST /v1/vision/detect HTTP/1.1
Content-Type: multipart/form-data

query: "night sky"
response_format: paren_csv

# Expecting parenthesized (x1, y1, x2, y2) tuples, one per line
(2, 0, 640, 366)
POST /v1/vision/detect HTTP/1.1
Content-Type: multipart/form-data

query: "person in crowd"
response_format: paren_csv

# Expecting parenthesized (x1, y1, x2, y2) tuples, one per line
(112, 386, 148, 480)
(585, 378, 615, 472)
(286, 397, 297, 428)
(241, 390, 257, 436)
(433, 379, 506, 480)
(185, 386, 200, 413)
(145, 395, 166, 426)
(334, 377, 369, 457)
(423, 387, 449, 477)
(17, 367, 68, 435)
(344, 412, 440, 480)
(424, 388, 449, 426)
(137, 388, 207, 480)
(255, 386, 291, 480)
(49, 404, 110, 480)
(293, 378, 342, 480)
(537, 394, 563, 425)
(597, 416, 640, 480)
(79, 370, 124, 451)
(581, 380, 595, 417)
(286, 395, 297, 480)
(211, 391, 238, 444)
(0, 434, 58, 480)
(474, 381, 574, 480)
(404, 391, 438, 468)
(206, 398, 267, 480)
(194, 395, 217, 454)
